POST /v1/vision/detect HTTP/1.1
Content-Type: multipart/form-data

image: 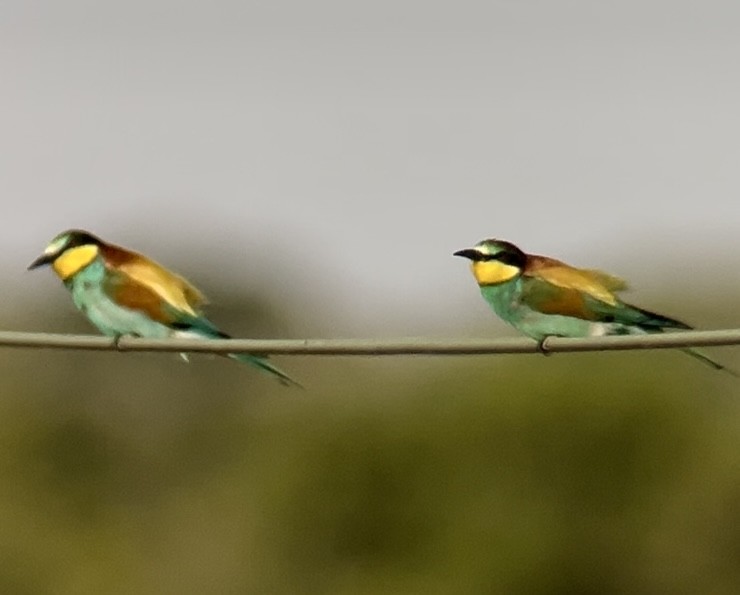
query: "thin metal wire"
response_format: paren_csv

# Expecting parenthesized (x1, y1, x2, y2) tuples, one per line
(0, 329, 739, 356)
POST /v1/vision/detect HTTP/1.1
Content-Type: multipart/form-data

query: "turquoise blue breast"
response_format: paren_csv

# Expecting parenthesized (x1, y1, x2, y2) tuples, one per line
(65, 258, 172, 338)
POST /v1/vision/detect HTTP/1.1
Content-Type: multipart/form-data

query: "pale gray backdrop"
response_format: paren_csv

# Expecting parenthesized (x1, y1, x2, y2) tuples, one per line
(3, 0, 739, 337)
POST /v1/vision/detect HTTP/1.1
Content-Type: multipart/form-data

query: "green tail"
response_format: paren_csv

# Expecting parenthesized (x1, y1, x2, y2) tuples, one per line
(681, 348, 740, 378)
(228, 352, 304, 388)
(169, 315, 302, 388)
(618, 304, 737, 377)
(621, 303, 693, 331)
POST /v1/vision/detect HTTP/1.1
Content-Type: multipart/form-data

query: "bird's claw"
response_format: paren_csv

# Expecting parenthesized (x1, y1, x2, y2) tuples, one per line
(536, 336, 553, 356)
(112, 334, 126, 351)
(112, 333, 140, 351)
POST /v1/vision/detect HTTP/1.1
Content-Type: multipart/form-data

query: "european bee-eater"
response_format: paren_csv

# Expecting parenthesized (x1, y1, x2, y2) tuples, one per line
(454, 238, 734, 374)
(28, 229, 300, 387)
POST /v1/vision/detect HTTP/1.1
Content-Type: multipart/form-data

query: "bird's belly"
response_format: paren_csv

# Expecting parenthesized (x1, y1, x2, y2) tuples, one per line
(518, 311, 631, 339)
(479, 284, 630, 339)
(586, 322, 619, 337)
(71, 282, 171, 338)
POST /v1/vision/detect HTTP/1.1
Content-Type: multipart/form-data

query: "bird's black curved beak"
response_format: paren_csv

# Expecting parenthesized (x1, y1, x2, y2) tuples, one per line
(28, 253, 54, 270)
(453, 248, 482, 261)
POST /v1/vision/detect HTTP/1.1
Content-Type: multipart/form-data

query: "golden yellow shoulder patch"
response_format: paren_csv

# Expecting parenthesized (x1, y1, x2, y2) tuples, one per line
(52, 245, 99, 280)
(115, 256, 206, 316)
(531, 266, 619, 306)
(582, 269, 628, 293)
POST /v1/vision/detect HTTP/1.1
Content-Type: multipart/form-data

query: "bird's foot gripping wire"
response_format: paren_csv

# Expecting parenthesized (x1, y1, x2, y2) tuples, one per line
(112, 334, 126, 351)
(536, 336, 553, 356)
(111, 333, 140, 352)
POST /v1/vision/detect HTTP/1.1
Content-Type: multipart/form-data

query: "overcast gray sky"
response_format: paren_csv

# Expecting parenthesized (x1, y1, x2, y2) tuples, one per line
(3, 1, 740, 335)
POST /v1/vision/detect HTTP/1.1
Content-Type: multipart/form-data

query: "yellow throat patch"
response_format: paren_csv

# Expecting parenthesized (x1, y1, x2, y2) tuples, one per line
(52, 245, 100, 280)
(471, 260, 521, 285)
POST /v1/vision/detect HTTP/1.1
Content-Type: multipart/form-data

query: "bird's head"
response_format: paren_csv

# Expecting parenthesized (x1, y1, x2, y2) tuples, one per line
(28, 229, 105, 280)
(453, 239, 527, 285)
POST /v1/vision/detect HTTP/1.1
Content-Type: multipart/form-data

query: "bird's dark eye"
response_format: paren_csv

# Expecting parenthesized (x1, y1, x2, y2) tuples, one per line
(495, 252, 516, 265)
(489, 251, 525, 267)
(63, 232, 100, 250)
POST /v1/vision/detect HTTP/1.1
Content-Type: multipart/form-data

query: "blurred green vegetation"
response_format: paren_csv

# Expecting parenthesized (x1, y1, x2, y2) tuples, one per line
(1, 283, 740, 595)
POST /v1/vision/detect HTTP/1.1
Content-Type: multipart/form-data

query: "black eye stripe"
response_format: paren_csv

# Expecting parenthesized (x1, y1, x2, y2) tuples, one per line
(479, 253, 512, 262)
(67, 235, 94, 249)
(58, 232, 102, 251)
(478, 250, 525, 267)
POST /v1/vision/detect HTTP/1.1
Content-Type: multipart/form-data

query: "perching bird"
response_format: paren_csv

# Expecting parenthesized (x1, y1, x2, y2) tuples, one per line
(454, 238, 734, 375)
(28, 229, 300, 387)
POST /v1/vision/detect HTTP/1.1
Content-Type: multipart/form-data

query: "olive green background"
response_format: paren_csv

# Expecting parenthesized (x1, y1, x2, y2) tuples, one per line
(2, 271, 739, 594)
